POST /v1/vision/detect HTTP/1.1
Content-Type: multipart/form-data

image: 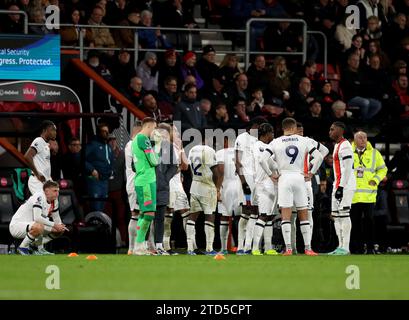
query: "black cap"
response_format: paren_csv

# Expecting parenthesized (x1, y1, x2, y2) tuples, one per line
(202, 44, 216, 55)
(265, 97, 283, 108)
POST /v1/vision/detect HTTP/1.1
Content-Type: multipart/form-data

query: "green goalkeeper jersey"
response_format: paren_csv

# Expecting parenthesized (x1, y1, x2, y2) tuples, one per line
(132, 133, 158, 186)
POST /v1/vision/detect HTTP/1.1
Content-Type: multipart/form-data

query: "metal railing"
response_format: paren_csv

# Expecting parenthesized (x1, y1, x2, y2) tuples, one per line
(245, 18, 308, 69)
(28, 21, 327, 73)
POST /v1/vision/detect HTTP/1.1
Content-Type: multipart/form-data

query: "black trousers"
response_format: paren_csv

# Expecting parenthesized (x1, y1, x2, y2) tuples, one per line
(350, 203, 375, 253)
(154, 205, 167, 245)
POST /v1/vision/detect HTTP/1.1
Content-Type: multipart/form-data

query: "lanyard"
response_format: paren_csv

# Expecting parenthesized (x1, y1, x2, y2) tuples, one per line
(105, 144, 110, 165)
(356, 149, 366, 168)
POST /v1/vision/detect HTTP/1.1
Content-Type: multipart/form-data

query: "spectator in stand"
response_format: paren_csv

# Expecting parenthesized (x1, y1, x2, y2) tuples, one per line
(246, 54, 270, 93)
(363, 54, 392, 114)
(104, 0, 127, 26)
(310, 0, 337, 37)
(329, 100, 353, 135)
(138, 10, 172, 49)
(1, 4, 25, 33)
(124, 76, 145, 108)
(229, 97, 250, 130)
(365, 39, 390, 69)
(295, 60, 325, 94)
(341, 53, 382, 121)
(384, 13, 409, 59)
(315, 80, 342, 116)
(158, 49, 181, 91)
(196, 45, 219, 92)
(360, 16, 383, 48)
(225, 73, 251, 112)
(86, 50, 113, 112)
(288, 77, 315, 120)
(181, 74, 197, 92)
(61, 137, 82, 190)
(268, 56, 292, 104)
(304, 99, 330, 140)
(174, 83, 206, 133)
(259, 0, 288, 18)
(357, 0, 386, 30)
(140, 93, 163, 121)
(161, 0, 197, 28)
(63, 0, 87, 21)
(28, 8, 55, 35)
(111, 49, 137, 91)
(247, 88, 264, 118)
(392, 60, 407, 78)
(334, 13, 357, 52)
(200, 99, 212, 121)
(85, 6, 116, 51)
(157, 76, 180, 121)
(218, 54, 243, 89)
(207, 102, 231, 130)
(85, 123, 114, 212)
(263, 20, 301, 57)
(180, 51, 204, 91)
(343, 34, 366, 66)
(105, 135, 128, 247)
(261, 97, 285, 126)
(394, 36, 409, 68)
(137, 51, 159, 93)
(113, 9, 141, 49)
(202, 73, 228, 108)
(391, 74, 409, 120)
(61, 8, 90, 46)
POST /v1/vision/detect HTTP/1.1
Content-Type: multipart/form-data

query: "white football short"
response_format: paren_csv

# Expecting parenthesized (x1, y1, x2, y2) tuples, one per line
(278, 173, 308, 209)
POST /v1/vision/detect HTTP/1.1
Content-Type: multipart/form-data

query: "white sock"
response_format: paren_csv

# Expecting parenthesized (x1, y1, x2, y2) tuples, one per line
(290, 212, 297, 251)
(341, 216, 351, 252)
(307, 209, 314, 234)
(252, 219, 266, 251)
(300, 220, 311, 251)
(155, 243, 164, 250)
(333, 215, 342, 249)
(220, 220, 229, 252)
(163, 214, 173, 251)
(244, 214, 258, 251)
(281, 220, 292, 251)
(39, 235, 54, 249)
(237, 214, 249, 251)
(182, 211, 196, 249)
(186, 220, 196, 252)
(20, 233, 36, 248)
(128, 216, 138, 251)
(204, 221, 215, 252)
(264, 221, 273, 251)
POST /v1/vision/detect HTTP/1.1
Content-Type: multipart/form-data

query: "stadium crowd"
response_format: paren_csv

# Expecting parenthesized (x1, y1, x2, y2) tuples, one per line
(2, 0, 409, 255)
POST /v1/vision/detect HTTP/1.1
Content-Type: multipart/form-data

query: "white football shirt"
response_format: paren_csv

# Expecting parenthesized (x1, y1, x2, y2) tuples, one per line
(30, 137, 51, 180)
(234, 131, 258, 175)
(215, 148, 238, 181)
(266, 134, 316, 174)
(188, 145, 217, 189)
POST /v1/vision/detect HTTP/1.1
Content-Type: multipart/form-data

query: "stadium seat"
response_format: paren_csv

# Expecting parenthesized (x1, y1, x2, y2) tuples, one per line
(0, 177, 18, 247)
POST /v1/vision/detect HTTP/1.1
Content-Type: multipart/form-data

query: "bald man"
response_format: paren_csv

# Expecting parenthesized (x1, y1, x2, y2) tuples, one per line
(350, 131, 387, 254)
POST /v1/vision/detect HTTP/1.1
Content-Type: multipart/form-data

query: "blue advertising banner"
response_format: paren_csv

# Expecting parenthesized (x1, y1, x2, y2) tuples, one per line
(0, 34, 60, 81)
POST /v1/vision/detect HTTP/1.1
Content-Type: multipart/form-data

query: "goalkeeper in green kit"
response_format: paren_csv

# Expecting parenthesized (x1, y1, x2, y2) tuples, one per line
(131, 117, 159, 255)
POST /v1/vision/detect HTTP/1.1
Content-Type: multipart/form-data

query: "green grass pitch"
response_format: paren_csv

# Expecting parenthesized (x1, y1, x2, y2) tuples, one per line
(1, 254, 408, 300)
